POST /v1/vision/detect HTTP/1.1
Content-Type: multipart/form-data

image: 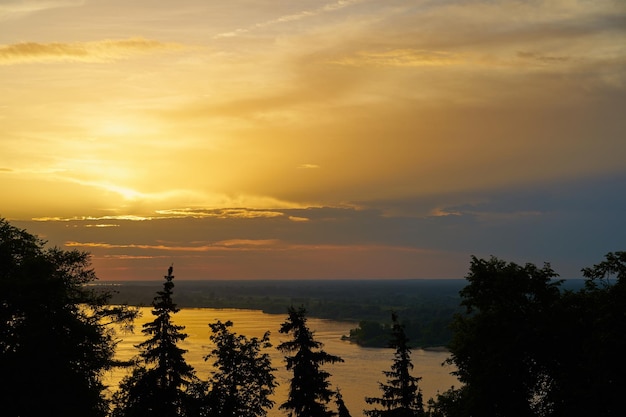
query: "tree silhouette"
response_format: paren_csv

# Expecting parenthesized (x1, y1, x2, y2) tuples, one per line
(546, 251, 626, 416)
(445, 255, 562, 417)
(335, 389, 353, 417)
(277, 306, 344, 417)
(201, 319, 277, 417)
(112, 266, 196, 417)
(365, 312, 425, 417)
(0, 218, 136, 417)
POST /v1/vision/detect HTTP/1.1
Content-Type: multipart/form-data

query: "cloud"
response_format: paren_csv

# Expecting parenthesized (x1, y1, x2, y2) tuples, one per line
(333, 49, 461, 67)
(0, 37, 185, 65)
(13, 171, 626, 279)
(155, 208, 286, 219)
(516, 50, 571, 64)
(84, 224, 120, 228)
(214, 239, 280, 248)
(0, 0, 84, 21)
(213, 0, 366, 38)
(65, 238, 281, 252)
(288, 216, 310, 222)
(101, 254, 160, 260)
(33, 215, 152, 222)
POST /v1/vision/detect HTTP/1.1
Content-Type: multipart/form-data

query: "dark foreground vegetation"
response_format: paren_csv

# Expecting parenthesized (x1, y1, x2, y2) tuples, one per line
(2, 218, 624, 416)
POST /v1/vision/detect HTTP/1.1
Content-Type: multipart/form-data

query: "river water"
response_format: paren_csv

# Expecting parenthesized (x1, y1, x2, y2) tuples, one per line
(106, 307, 459, 416)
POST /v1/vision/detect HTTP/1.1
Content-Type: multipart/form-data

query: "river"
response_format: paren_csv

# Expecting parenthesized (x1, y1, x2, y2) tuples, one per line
(106, 307, 459, 416)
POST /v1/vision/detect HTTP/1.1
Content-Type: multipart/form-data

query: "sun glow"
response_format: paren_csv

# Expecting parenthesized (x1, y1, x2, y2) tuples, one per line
(99, 121, 135, 136)
(94, 117, 150, 138)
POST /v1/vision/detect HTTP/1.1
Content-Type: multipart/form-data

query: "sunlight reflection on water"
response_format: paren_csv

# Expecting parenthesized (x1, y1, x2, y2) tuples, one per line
(106, 307, 458, 417)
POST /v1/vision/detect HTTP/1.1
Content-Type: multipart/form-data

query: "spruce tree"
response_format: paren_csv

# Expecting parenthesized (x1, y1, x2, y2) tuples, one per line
(277, 306, 344, 417)
(364, 312, 425, 417)
(335, 389, 352, 417)
(112, 266, 196, 417)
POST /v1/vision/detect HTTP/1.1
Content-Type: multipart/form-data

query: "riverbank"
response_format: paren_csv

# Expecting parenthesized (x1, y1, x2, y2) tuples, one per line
(99, 278, 464, 348)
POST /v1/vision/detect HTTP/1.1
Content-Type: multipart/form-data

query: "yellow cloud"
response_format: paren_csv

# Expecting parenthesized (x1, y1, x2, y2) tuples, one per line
(84, 224, 120, 228)
(33, 215, 151, 222)
(155, 208, 285, 219)
(213, 0, 365, 38)
(0, 37, 185, 65)
(334, 49, 461, 67)
(288, 216, 310, 222)
(0, 0, 84, 21)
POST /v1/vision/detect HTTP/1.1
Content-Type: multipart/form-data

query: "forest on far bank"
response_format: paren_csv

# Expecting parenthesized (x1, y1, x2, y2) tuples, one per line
(103, 278, 584, 348)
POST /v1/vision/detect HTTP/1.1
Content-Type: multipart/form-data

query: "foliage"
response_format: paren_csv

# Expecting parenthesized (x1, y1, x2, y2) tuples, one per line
(425, 387, 467, 417)
(349, 308, 455, 348)
(434, 253, 625, 417)
(201, 319, 277, 417)
(543, 251, 626, 416)
(277, 306, 345, 417)
(349, 320, 391, 347)
(335, 389, 352, 417)
(112, 266, 197, 417)
(365, 312, 425, 417)
(0, 218, 136, 417)
(445, 256, 562, 417)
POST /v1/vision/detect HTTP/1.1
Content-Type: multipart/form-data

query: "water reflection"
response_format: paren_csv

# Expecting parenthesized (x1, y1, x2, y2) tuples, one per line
(107, 307, 458, 416)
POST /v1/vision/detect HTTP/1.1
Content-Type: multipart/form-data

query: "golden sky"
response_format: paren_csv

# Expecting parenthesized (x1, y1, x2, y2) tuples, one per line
(2, 0, 625, 280)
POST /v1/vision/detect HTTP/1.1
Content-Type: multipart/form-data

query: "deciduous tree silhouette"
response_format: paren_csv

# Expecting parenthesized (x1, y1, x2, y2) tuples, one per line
(112, 266, 196, 417)
(0, 219, 136, 417)
(546, 251, 626, 416)
(444, 255, 562, 417)
(201, 319, 277, 417)
(365, 312, 425, 417)
(277, 306, 344, 417)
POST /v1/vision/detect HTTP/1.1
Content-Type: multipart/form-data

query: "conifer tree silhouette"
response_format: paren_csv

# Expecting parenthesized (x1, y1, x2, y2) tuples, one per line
(112, 266, 196, 417)
(365, 312, 425, 417)
(277, 306, 344, 417)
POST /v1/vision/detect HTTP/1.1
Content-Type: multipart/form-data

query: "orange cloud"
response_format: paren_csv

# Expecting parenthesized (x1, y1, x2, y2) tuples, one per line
(334, 49, 461, 67)
(65, 239, 282, 252)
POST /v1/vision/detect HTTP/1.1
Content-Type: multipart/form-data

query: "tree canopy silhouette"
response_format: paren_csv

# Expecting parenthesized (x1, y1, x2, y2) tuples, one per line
(0, 218, 136, 417)
(201, 319, 277, 417)
(445, 256, 561, 417)
(546, 251, 626, 416)
(433, 253, 625, 417)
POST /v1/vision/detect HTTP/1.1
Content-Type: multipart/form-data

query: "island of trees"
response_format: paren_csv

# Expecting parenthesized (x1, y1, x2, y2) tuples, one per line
(1, 218, 624, 416)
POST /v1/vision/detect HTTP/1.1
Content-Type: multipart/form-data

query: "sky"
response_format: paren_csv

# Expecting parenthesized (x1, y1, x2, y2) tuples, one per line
(1, 0, 625, 280)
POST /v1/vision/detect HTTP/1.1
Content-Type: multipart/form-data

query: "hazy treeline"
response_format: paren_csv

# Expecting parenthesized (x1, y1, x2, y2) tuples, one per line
(107, 278, 466, 348)
(2, 218, 623, 417)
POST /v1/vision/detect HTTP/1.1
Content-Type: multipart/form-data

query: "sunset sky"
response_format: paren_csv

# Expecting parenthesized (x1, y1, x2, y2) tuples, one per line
(2, 0, 625, 280)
